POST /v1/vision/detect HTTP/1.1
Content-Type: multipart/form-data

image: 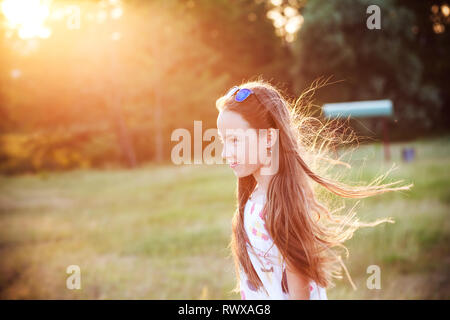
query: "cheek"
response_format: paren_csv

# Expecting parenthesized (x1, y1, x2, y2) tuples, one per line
(233, 139, 261, 177)
(240, 140, 261, 168)
(235, 137, 260, 163)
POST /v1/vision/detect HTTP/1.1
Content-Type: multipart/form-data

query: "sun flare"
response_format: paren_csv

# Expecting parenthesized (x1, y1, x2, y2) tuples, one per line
(1, 0, 52, 39)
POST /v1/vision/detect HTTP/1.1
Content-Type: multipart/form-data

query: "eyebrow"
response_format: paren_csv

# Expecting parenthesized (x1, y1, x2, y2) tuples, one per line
(224, 134, 238, 140)
(218, 132, 236, 139)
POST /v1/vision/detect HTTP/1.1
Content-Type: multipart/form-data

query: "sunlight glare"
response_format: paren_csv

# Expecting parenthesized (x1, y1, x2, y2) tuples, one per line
(1, 0, 52, 39)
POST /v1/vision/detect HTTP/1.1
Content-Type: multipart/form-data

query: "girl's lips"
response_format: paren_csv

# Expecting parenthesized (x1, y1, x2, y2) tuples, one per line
(229, 162, 238, 169)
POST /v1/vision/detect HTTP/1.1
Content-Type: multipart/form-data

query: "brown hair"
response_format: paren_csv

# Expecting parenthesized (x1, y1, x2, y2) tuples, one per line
(216, 77, 413, 295)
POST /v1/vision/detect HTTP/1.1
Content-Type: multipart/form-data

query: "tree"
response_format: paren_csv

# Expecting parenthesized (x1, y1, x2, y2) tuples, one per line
(291, 0, 444, 138)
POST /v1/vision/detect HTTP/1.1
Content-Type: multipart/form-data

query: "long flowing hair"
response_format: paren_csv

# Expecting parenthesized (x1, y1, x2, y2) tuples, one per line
(215, 77, 413, 295)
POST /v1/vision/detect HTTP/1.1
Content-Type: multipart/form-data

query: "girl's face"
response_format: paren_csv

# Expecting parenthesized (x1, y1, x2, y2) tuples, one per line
(217, 110, 266, 178)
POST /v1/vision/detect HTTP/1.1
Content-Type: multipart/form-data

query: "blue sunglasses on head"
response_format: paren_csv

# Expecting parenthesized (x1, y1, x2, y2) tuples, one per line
(225, 86, 256, 102)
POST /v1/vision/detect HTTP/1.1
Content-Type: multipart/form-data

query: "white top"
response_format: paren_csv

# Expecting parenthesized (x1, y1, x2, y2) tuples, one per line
(239, 195, 328, 300)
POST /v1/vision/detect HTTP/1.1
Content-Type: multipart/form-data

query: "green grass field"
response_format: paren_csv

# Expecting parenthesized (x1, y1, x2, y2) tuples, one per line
(0, 135, 449, 299)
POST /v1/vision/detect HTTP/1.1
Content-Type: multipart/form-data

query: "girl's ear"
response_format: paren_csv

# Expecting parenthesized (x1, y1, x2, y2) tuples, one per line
(267, 128, 277, 147)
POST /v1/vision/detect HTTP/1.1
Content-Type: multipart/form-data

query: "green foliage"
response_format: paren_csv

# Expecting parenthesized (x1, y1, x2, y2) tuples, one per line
(292, 0, 443, 133)
(0, 130, 122, 174)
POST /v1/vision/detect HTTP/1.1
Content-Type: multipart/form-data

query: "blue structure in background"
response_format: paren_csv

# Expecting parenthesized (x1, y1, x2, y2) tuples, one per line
(322, 100, 394, 161)
(402, 147, 416, 162)
(323, 100, 393, 118)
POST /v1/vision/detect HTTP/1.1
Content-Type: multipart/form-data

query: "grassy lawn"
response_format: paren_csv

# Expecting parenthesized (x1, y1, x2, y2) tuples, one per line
(0, 135, 449, 299)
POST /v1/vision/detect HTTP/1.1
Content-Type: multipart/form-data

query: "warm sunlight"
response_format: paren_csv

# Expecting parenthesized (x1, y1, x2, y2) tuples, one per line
(442, 4, 450, 17)
(266, 3, 304, 43)
(0, 0, 447, 304)
(1, 0, 52, 39)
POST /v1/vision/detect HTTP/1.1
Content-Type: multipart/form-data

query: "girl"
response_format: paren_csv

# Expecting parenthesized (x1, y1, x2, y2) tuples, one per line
(215, 79, 413, 300)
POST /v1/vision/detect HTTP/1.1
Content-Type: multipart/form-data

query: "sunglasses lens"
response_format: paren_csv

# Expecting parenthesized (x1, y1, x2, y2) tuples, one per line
(235, 88, 252, 102)
(225, 86, 239, 98)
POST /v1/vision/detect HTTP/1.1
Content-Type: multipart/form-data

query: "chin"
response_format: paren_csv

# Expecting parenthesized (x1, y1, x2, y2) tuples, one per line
(233, 166, 258, 178)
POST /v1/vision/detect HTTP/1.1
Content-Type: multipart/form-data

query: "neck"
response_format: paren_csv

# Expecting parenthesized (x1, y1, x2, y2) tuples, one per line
(252, 166, 275, 195)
